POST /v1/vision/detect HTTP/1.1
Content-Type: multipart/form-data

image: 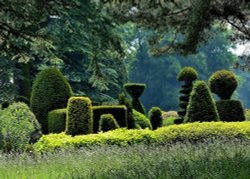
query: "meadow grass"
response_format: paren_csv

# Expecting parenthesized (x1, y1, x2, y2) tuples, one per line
(0, 138, 249, 179)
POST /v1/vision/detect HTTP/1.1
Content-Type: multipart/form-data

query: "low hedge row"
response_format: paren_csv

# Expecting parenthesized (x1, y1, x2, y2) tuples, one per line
(34, 121, 250, 152)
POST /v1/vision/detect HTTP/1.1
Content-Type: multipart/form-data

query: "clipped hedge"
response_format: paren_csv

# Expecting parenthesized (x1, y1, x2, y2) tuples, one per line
(48, 109, 66, 133)
(66, 97, 93, 136)
(216, 100, 245, 122)
(34, 121, 250, 152)
(133, 109, 152, 130)
(99, 114, 120, 132)
(93, 106, 127, 133)
(30, 68, 72, 134)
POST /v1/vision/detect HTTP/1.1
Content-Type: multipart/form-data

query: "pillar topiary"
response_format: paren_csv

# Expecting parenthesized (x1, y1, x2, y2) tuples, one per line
(177, 67, 198, 122)
(124, 83, 146, 115)
(65, 97, 93, 136)
(30, 68, 73, 134)
(184, 80, 219, 123)
(209, 70, 245, 121)
(148, 107, 163, 130)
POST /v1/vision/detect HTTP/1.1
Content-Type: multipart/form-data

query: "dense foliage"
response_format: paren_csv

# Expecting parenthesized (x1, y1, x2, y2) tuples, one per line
(48, 109, 66, 134)
(30, 68, 72, 134)
(216, 100, 245, 122)
(177, 67, 198, 82)
(209, 70, 238, 100)
(66, 97, 93, 136)
(99, 114, 119, 132)
(148, 107, 163, 130)
(184, 81, 219, 122)
(0, 102, 41, 152)
(132, 110, 152, 130)
(34, 121, 250, 152)
(93, 106, 127, 133)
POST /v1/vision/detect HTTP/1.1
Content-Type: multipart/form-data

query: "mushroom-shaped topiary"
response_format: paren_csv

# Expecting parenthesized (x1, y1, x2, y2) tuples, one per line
(209, 70, 237, 100)
(124, 83, 146, 115)
(177, 67, 198, 82)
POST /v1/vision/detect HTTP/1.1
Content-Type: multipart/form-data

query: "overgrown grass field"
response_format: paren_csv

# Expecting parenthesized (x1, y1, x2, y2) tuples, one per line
(0, 138, 249, 179)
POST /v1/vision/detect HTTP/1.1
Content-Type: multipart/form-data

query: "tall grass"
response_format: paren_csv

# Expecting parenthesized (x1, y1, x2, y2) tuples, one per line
(0, 138, 249, 178)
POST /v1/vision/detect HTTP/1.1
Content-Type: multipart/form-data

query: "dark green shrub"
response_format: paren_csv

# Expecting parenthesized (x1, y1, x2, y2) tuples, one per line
(133, 109, 152, 130)
(177, 67, 198, 82)
(93, 106, 127, 133)
(66, 97, 93, 136)
(209, 70, 237, 100)
(48, 109, 66, 133)
(148, 107, 163, 130)
(124, 83, 146, 115)
(118, 92, 135, 129)
(30, 68, 72, 134)
(0, 102, 42, 152)
(177, 67, 198, 120)
(216, 100, 245, 122)
(184, 81, 219, 123)
(99, 114, 120, 132)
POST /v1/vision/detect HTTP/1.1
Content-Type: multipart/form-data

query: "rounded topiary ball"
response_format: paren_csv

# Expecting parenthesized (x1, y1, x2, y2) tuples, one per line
(209, 70, 237, 100)
(177, 67, 198, 82)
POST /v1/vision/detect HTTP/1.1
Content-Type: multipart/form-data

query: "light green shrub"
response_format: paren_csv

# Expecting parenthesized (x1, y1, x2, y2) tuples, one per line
(34, 121, 250, 152)
(133, 109, 152, 129)
(0, 102, 42, 152)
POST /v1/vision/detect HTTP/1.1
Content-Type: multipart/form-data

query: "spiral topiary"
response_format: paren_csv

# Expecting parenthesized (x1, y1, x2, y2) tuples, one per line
(124, 83, 146, 115)
(99, 114, 119, 132)
(177, 67, 198, 121)
(65, 97, 93, 136)
(30, 68, 72, 134)
(184, 80, 219, 123)
(148, 107, 163, 130)
(208, 70, 237, 100)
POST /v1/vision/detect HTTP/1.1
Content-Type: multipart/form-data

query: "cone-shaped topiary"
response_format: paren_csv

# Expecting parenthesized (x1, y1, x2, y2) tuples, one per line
(66, 97, 93, 136)
(216, 100, 245, 122)
(118, 92, 135, 129)
(30, 68, 73, 134)
(209, 70, 237, 100)
(124, 83, 146, 115)
(177, 67, 198, 121)
(148, 107, 163, 130)
(99, 114, 119, 132)
(184, 80, 219, 123)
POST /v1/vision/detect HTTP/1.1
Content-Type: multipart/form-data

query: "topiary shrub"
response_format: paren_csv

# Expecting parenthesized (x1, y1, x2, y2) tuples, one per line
(245, 109, 250, 121)
(133, 109, 152, 130)
(124, 83, 146, 115)
(118, 92, 135, 129)
(65, 97, 93, 136)
(0, 102, 42, 152)
(148, 107, 163, 130)
(30, 68, 73, 134)
(99, 114, 120, 132)
(184, 81, 219, 123)
(209, 70, 237, 100)
(93, 106, 127, 133)
(48, 109, 66, 133)
(177, 67, 198, 120)
(216, 100, 245, 122)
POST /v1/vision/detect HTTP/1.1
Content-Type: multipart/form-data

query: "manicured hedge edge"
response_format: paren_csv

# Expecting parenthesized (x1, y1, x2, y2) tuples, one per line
(48, 109, 66, 133)
(34, 121, 250, 152)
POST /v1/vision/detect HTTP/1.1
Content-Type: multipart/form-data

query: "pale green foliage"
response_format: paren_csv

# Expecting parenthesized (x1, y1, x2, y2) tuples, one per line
(0, 102, 41, 152)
